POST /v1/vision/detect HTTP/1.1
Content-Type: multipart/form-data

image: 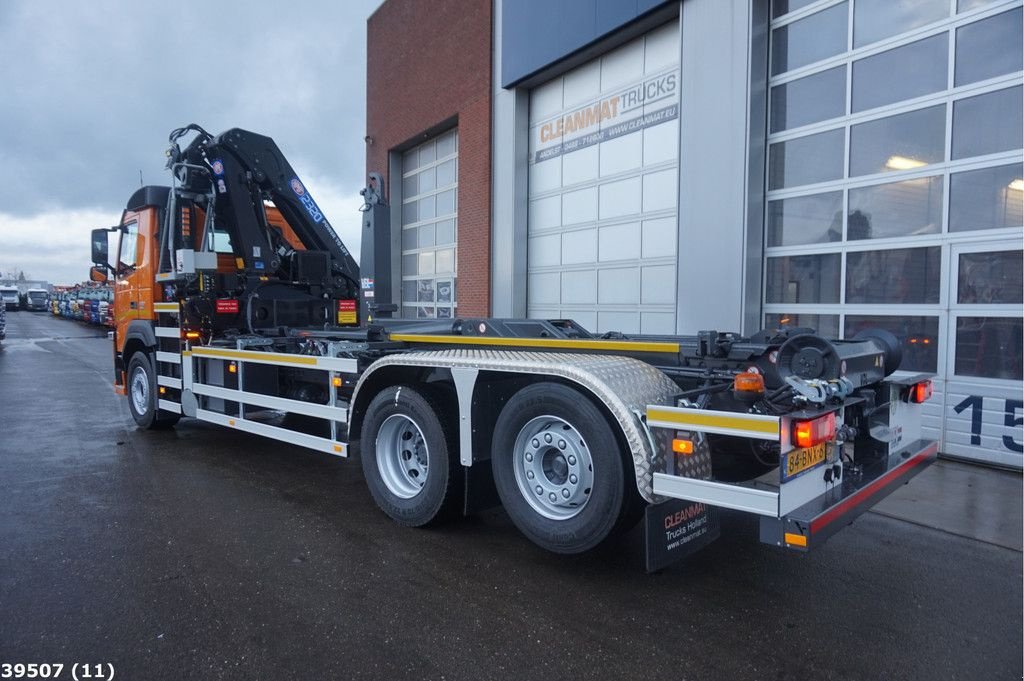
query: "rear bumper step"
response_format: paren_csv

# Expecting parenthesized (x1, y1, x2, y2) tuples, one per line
(760, 439, 938, 551)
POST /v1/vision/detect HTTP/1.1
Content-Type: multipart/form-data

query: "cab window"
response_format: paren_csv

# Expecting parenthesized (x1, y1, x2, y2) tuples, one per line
(118, 222, 139, 273)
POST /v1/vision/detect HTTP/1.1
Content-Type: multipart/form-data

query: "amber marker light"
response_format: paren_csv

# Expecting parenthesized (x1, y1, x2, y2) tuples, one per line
(672, 438, 695, 455)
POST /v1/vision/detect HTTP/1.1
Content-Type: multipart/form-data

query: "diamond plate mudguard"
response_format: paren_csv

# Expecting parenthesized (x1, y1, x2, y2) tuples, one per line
(352, 350, 680, 503)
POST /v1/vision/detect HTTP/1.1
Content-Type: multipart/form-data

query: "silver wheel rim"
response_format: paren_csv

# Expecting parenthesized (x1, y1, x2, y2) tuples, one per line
(513, 415, 594, 520)
(376, 414, 429, 499)
(130, 365, 149, 415)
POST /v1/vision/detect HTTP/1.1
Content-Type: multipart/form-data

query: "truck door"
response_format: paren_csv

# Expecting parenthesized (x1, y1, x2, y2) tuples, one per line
(114, 218, 142, 335)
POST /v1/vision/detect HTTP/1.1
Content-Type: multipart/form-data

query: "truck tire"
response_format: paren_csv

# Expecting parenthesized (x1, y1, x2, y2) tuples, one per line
(126, 352, 180, 429)
(360, 385, 460, 527)
(491, 382, 628, 554)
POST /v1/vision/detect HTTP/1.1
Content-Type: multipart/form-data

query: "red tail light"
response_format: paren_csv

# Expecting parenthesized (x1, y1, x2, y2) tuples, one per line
(910, 380, 933, 404)
(792, 412, 836, 449)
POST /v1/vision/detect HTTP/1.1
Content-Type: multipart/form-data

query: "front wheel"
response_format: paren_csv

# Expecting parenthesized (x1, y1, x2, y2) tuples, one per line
(491, 382, 631, 554)
(126, 352, 179, 429)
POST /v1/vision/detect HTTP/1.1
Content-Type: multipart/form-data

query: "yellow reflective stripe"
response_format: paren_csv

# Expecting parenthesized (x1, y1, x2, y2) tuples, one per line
(646, 407, 780, 436)
(389, 333, 679, 354)
(191, 347, 318, 366)
(154, 303, 179, 312)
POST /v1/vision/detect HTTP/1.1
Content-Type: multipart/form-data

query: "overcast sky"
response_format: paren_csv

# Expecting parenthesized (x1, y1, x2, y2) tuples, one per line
(0, 0, 381, 284)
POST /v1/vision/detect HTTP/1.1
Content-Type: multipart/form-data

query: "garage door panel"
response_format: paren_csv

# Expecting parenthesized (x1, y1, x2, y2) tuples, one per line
(562, 270, 598, 305)
(563, 146, 600, 186)
(600, 132, 644, 177)
(562, 187, 599, 225)
(598, 176, 643, 219)
(563, 59, 601, 109)
(561, 229, 597, 265)
(598, 267, 640, 305)
(598, 222, 641, 262)
(528, 19, 680, 336)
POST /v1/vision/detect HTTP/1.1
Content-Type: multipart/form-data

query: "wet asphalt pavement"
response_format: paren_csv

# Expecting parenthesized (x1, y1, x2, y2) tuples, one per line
(0, 311, 1021, 680)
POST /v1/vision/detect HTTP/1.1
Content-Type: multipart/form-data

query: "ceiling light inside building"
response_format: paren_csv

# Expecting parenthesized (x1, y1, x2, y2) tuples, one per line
(1008, 179, 1024, 192)
(885, 155, 927, 170)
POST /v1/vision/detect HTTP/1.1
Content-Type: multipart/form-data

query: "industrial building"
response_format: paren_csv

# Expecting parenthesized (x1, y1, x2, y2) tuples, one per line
(365, 0, 1023, 467)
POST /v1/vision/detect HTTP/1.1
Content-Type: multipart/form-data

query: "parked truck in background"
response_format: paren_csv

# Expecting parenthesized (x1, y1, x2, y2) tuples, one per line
(0, 287, 19, 311)
(88, 125, 937, 569)
(25, 288, 49, 312)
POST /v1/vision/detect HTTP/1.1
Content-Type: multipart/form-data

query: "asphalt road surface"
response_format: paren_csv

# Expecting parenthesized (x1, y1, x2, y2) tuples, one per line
(1, 311, 1021, 680)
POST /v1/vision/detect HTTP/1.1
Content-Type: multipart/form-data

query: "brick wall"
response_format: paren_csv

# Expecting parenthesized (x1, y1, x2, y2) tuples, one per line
(366, 0, 493, 317)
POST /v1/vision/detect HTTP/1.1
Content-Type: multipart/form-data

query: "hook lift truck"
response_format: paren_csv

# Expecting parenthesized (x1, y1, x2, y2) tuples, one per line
(90, 124, 937, 571)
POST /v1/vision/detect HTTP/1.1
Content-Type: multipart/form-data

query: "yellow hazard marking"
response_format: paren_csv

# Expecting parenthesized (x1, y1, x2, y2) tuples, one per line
(646, 407, 780, 436)
(191, 347, 319, 366)
(389, 333, 679, 354)
(154, 303, 179, 312)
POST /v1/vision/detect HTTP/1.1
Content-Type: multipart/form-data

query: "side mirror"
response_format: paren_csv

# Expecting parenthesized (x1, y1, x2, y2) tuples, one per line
(89, 266, 108, 284)
(91, 227, 110, 266)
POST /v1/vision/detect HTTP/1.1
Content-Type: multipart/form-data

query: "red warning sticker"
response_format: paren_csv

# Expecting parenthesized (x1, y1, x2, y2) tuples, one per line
(216, 299, 239, 314)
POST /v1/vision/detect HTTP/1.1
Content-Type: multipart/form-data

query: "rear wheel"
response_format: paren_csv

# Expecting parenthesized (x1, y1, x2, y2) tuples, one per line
(491, 382, 630, 554)
(360, 385, 460, 526)
(126, 352, 180, 429)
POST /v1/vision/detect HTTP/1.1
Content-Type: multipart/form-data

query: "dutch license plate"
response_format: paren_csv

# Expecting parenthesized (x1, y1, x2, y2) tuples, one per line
(783, 441, 828, 481)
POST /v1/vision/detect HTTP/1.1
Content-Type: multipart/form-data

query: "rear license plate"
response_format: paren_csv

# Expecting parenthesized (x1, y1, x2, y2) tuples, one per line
(782, 442, 828, 482)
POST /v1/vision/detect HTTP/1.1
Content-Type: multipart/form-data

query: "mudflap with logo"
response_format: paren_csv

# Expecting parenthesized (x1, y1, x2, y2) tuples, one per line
(644, 498, 721, 573)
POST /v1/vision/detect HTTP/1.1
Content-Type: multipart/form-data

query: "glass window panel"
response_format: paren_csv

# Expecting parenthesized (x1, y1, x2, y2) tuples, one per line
(403, 148, 419, 172)
(765, 253, 842, 303)
(955, 316, 1023, 379)
(403, 305, 417, 318)
(768, 128, 845, 189)
(419, 141, 436, 166)
(437, 306, 452, 319)
(436, 279, 454, 303)
(958, 250, 1023, 304)
(771, 3, 848, 76)
(764, 313, 841, 338)
(437, 130, 457, 157)
(847, 176, 943, 240)
(402, 200, 418, 224)
(418, 251, 435, 275)
(402, 228, 417, 250)
(852, 34, 948, 113)
(958, 0, 996, 11)
(417, 279, 435, 302)
(417, 306, 436, 319)
(419, 223, 435, 248)
(772, 0, 818, 19)
(402, 254, 417, 276)
(955, 8, 1024, 87)
(770, 66, 846, 133)
(949, 163, 1024, 232)
(436, 219, 456, 245)
(952, 86, 1024, 160)
(418, 167, 436, 193)
(849, 105, 945, 177)
(845, 315, 939, 372)
(436, 189, 456, 216)
(419, 195, 436, 220)
(401, 280, 417, 302)
(402, 173, 418, 199)
(436, 248, 456, 274)
(854, 0, 948, 48)
(767, 191, 843, 246)
(436, 159, 456, 187)
(846, 246, 940, 303)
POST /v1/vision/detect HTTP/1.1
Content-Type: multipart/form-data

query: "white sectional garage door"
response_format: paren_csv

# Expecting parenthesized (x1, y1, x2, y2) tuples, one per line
(527, 20, 680, 335)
